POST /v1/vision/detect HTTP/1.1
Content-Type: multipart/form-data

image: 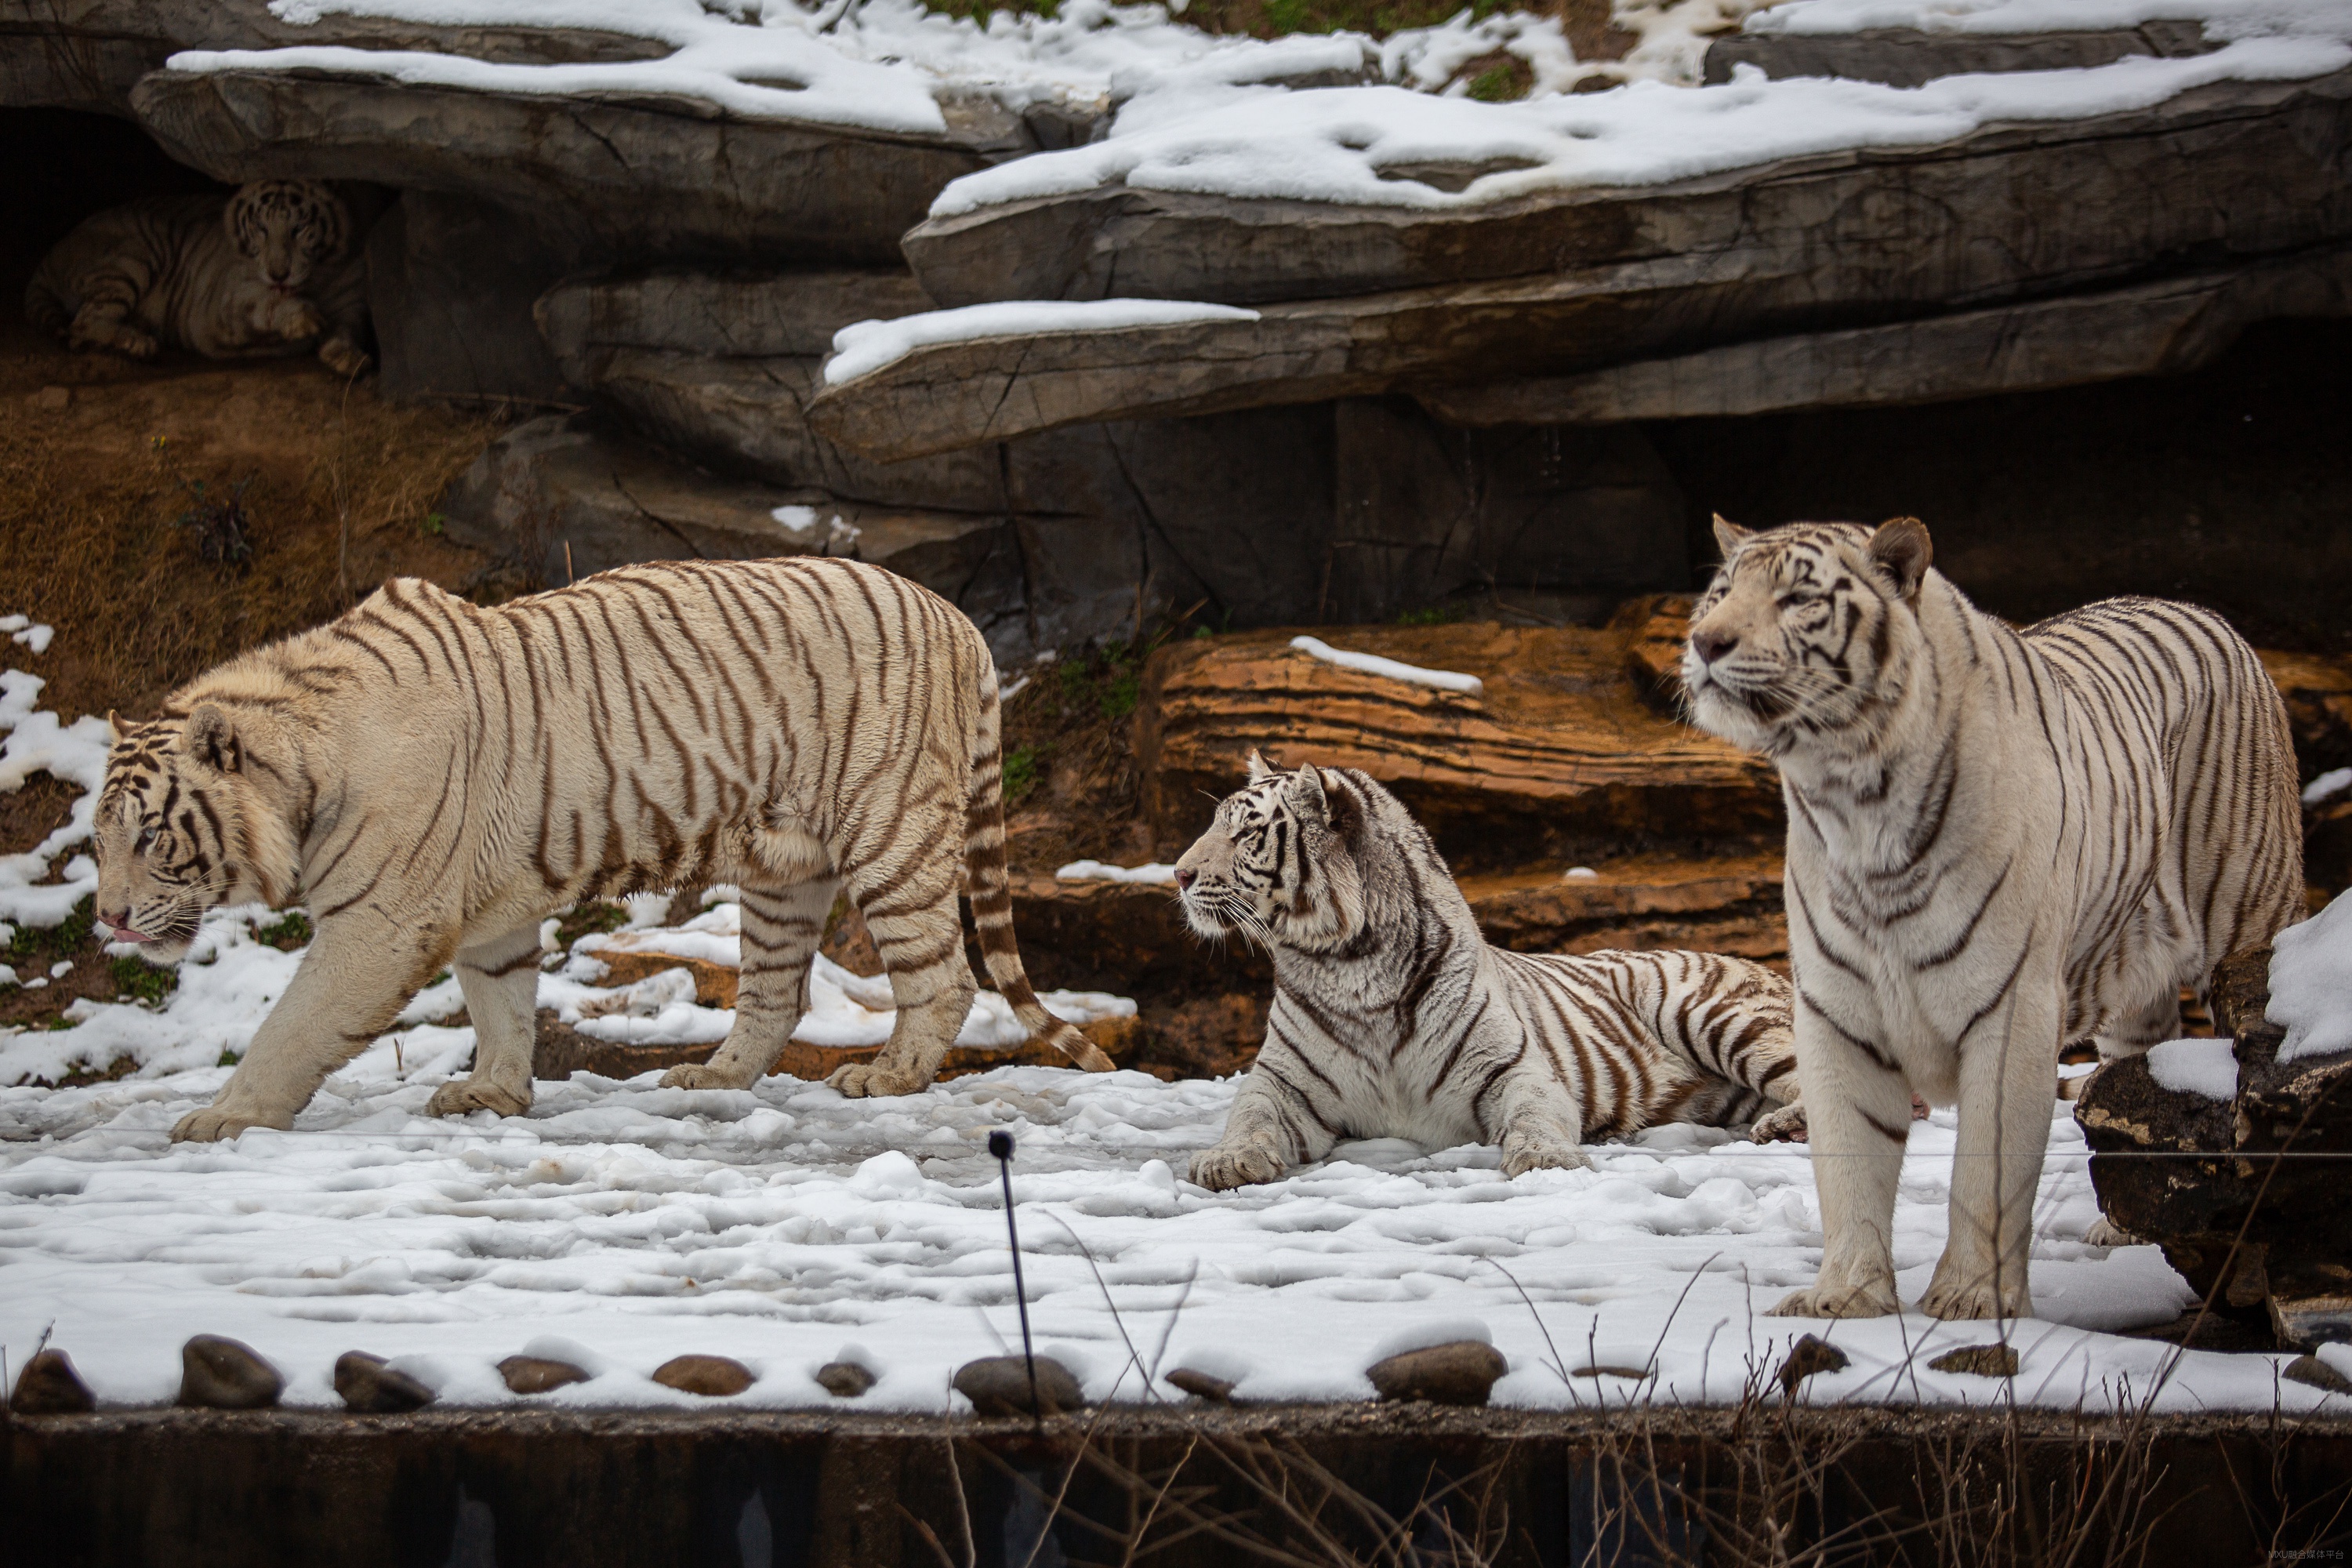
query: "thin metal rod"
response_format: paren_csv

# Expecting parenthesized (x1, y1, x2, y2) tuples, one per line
(997, 1149, 1042, 1425)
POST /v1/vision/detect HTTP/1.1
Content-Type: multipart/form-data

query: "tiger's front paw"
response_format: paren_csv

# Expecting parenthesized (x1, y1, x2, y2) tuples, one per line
(1750, 1103, 1809, 1143)
(661, 1062, 758, 1091)
(171, 1105, 289, 1142)
(1189, 1142, 1286, 1191)
(426, 1079, 532, 1120)
(826, 1062, 929, 1099)
(1766, 1276, 1903, 1319)
(319, 336, 373, 379)
(76, 325, 157, 359)
(1918, 1257, 2031, 1322)
(1501, 1127, 1590, 1177)
(264, 298, 325, 341)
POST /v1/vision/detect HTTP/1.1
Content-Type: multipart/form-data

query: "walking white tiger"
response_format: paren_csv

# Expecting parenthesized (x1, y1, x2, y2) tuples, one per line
(1682, 517, 2303, 1321)
(1177, 756, 1801, 1189)
(90, 557, 1110, 1144)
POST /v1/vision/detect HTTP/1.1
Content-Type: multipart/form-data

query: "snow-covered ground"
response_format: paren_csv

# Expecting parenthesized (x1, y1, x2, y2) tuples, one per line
(13, 1049, 2333, 1417)
(6, 642, 2350, 1418)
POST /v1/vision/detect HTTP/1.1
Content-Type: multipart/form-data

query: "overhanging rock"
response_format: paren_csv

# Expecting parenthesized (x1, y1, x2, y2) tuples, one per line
(901, 70, 2352, 309)
(0, 0, 667, 115)
(824, 69, 2352, 459)
(127, 65, 1009, 266)
(1701, 21, 2217, 89)
(1417, 247, 2352, 425)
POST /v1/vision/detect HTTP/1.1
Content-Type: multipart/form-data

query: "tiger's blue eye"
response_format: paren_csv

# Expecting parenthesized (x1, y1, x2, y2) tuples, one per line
(135, 828, 156, 853)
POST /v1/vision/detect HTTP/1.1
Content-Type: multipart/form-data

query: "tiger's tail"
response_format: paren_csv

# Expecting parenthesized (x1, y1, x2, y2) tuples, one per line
(964, 659, 1115, 1073)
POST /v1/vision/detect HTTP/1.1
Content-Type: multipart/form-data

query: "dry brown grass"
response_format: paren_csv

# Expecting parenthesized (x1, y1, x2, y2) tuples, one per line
(0, 330, 502, 720)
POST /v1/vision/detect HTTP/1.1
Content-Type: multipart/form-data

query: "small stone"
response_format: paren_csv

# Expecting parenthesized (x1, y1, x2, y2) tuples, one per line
(1164, 1367, 1235, 1403)
(334, 1352, 434, 1413)
(953, 1354, 1083, 1417)
(1775, 1334, 1850, 1397)
(815, 1360, 877, 1398)
(1928, 1343, 2020, 1379)
(2284, 1355, 2352, 1395)
(178, 1334, 283, 1409)
(32, 386, 70, 412)
(499, 1356, 590, 1396)
(1366, 1341, 1508, 1406)
(11, 1348, 95, 1414)
(652, 1354, 754, 1397)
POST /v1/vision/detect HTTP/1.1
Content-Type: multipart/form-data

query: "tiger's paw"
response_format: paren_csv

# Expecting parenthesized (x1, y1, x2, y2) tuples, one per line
(659, 1062, 758, 1091)
(319, 337, 373, 379)
(1918, 1265, 2030, 1323)
(2083, 1217, 2138, 1248)
(77, 325, 157, 359)
(426, 1079, 531, 1120)
(1767, 1278, 1902, 1319)
(1750, 1103, 1809, 1143)
(170, 1105, 289, 1143)
(826, 1062, 930, 1099)
(1501, 1128, 1590, 1177)
(1189, 1143, 1286, 1191)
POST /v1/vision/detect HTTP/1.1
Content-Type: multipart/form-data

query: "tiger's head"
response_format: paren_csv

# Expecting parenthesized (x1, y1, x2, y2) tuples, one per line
(1681, 516, 1935, 760)
(1175, 753, 1425, 956)
(223, 180, 351, 292)
(93, 706, 300, 964)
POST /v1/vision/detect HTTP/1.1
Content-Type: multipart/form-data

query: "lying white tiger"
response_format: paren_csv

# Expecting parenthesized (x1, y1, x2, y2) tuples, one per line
(25, 180, 370, 376)
(1176, 756, 1802, 1188)
(91, 557, 1109, 1143)
(1684, 517, 2304, 1321)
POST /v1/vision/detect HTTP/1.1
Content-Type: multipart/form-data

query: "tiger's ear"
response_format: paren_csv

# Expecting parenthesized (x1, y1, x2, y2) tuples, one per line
(180, 704, 241, 775)
(1867, 517, 1933, 605)
(1246, 749, 1277, 783)
(1283, 761, 1327, 826)
(1711, 514, 1753, 562)
(1316, 768, 1361, 842)
(106, 709, 121, 744)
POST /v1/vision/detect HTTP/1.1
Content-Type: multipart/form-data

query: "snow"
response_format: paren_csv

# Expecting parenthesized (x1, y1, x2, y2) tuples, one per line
(2143, 1037, 2238, 1100)
(2303, 765, 2352, 805)
(1290, 636, 1485, 697)
(1056, 862, 1179, 885)
(822, 299, 1261, 387)
(0, 657, 112, 929)
(2269, 890, 2352, 1063)
(1749, 0, 2350, 41)
(187, 0, 1750, 143)
(0, 614, 53, 655)
(8, 1059, 2328, 1414)
(929, 28, 2350, 216)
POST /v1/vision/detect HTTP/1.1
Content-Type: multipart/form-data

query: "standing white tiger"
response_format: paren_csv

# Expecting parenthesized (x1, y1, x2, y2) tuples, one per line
(25, 180, 371, 376)
(1682, 517, 2303, 1320)
(90, 557, 1109, 1144)
(1178, 756, 1802, 1189)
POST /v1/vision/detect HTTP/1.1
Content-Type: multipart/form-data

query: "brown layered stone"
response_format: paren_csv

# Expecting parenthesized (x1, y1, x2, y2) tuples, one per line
(1135, 622, 1780, 866)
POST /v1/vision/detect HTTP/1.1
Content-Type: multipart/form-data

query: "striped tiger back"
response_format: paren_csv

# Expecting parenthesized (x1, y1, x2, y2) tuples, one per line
(1682, 516, 2304, 1322)
(93, 557, 1108, 1145)
(1174, 755, 1800, 1189)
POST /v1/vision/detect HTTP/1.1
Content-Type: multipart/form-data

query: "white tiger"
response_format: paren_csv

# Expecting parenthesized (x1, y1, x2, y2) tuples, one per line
(1682, 517, 2303, 1320)
(1177, 755, 1802, 1188)
(25, 180, 371, 376)
(90, 557, 1110, 1144)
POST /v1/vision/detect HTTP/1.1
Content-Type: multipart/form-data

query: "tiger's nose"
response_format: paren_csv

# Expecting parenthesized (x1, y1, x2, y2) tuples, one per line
(1174, 867, 1197, 891)
(97, 906, 129, 933)
(1690, 629, 1740, 665)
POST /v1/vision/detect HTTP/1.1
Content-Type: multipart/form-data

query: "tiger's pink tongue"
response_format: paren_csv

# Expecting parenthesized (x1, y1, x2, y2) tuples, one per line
(105, 924, 154, 944)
